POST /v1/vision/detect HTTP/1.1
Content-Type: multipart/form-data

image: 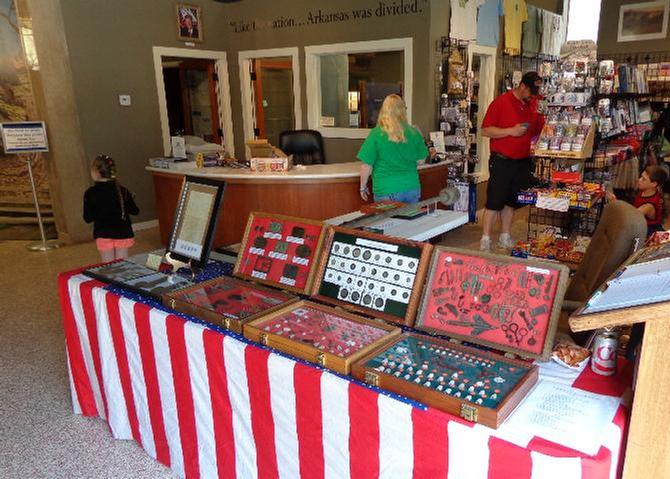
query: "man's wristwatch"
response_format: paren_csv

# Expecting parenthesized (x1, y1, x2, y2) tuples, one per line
(359, 186, 368, 192)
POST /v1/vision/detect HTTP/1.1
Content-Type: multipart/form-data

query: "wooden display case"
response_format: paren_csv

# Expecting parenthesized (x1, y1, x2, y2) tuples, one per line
(533, 122, 595, 159)
(234, 212, 326, 294)
(415, 247, 569, 360)
(244, 300, 400, 374)
(351, 333, 538, 429)
(163, 275, 297, 333)
(311, 226, 433, 327)
(353, 248, 570, 428)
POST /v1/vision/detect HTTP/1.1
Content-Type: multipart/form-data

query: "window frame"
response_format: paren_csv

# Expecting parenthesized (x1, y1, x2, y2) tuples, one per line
(305, 38, 413, 139)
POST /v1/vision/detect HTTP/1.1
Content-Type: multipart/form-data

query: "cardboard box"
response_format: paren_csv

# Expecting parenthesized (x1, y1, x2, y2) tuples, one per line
(246, 139, 292, 172)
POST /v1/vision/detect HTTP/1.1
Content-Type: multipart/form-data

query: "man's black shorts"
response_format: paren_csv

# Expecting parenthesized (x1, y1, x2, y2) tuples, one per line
(485, 153, 533, 211)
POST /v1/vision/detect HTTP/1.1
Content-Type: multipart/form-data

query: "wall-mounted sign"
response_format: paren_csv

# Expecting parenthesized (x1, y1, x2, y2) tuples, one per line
(0, 121, 49, 153)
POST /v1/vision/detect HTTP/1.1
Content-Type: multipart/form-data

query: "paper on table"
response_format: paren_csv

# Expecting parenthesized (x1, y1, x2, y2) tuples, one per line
(500, 379, 620, 455)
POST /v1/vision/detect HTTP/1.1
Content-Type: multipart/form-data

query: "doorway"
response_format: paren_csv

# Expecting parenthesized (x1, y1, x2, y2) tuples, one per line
(162, 57, 220, 143)
(468, 45, 497, 182)
(251, 57, 295, 147)
(238, 47, 301, 159)
(152, 47, 234, 157)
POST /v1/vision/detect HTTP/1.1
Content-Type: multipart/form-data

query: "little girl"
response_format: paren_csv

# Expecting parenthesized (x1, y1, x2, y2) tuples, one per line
(633, 165, 668, 238)
(83, 154, 140, 261)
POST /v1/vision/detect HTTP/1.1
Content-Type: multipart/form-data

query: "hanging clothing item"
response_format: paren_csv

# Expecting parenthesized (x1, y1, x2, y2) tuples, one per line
(503, 0, 528, 55)
(476, 0, 503, 47)
(522, 5, 543, 54)
(541, 11, 564, 57)
(450, 0, 486, 40)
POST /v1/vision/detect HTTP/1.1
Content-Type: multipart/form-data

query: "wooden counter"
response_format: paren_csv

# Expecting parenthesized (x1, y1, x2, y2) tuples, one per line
(148, 161, 450, 247)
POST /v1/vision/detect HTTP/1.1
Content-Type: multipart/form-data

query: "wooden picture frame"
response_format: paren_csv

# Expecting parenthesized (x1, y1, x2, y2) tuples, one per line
(176, 4, 203, 43)
(166, 176, 224, 268)
(234, 212, 326, 294)
(352, 333, 539, 429)
(618, 0, 669, 43)
(311, 226, 433, 327)
(414, 247, 569, 360)
(244, 300, 401, 374)
(163, 275, 298, 333)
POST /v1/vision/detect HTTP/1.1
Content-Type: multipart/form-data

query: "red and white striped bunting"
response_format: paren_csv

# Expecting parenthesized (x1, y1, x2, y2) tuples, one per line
(59, 271, 628, 479)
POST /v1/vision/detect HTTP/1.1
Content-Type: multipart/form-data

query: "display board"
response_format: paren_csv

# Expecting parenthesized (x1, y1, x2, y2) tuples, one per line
(311, 227, 433, 326)
(244, 300, 400, 374)
(84, 260, 194, 300)
(234, 212, 326, 294)
(416, 247, 569, 359)
(163, 275, 297, 333)
(352, 333, 538, 429)
(167, 176, 225, 267)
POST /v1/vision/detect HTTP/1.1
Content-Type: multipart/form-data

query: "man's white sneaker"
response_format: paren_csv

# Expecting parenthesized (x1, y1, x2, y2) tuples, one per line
(480, 236, 492, 251)
(497, 234, 515, 249)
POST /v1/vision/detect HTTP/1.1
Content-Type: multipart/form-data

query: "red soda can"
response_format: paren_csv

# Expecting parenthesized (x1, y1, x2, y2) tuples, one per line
(591, 328, 619, 376)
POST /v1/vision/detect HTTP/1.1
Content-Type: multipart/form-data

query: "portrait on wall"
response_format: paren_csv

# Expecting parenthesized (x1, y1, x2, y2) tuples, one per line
(176, 4, 203, 42)
(618, 0, 669, 42)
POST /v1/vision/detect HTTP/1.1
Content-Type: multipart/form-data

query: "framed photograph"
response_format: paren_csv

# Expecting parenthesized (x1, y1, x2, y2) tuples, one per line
(176, 4, 203, 42)
(167, 176, 225, 267)
(618, 1, 669, 42)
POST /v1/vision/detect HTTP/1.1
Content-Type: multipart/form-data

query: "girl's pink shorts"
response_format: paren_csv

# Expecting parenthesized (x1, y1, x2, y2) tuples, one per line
(96, 238, 135, 251)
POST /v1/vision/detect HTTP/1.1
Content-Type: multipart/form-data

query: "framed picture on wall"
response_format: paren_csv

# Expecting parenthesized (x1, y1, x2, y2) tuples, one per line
(618, 0, 669, 42)
(176, 4, 203, 42)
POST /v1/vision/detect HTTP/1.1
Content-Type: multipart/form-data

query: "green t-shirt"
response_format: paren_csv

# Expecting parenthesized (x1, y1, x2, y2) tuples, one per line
(357, 124, 428, 196)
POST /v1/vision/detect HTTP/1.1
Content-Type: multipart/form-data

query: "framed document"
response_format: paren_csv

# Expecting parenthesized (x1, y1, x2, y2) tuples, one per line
(167, 176, 224, 267)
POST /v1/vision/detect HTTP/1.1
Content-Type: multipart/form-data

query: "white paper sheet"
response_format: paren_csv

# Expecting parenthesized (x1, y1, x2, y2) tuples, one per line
(500, 379, 620, 455)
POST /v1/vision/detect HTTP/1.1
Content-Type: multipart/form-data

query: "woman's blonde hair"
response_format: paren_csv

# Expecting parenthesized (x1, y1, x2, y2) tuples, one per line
(377, 94, 407, 143)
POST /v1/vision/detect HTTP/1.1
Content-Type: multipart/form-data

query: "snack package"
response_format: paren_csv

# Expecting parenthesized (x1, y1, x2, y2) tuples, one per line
(552, 334, 591, 372)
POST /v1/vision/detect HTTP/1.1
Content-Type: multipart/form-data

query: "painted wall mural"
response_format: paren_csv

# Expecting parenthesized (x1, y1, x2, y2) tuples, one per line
(0, 0, 50, 206)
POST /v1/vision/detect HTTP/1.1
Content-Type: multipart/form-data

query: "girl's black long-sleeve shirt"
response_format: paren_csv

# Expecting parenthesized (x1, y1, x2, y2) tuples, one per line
(83, 181, 139, 239)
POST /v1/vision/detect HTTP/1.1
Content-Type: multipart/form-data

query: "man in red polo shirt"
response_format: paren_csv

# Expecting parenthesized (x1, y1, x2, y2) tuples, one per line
(479, 71, 544, 251)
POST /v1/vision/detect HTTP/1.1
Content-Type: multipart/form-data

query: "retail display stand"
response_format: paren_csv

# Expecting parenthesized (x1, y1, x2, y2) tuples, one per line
(353, 247, 570, 428)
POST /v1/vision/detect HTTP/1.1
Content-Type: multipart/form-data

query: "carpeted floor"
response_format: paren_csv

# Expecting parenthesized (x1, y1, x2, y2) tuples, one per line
(0, 211, 528, 478)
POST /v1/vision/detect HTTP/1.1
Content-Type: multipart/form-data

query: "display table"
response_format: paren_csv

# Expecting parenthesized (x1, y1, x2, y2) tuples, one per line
(60, 268, 630, 479)
(148, 161, 450, 248)
(326, 209, 469, 242)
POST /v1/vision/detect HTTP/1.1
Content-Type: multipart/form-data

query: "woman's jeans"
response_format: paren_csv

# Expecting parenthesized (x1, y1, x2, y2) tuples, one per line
(374, 189, 421, 203)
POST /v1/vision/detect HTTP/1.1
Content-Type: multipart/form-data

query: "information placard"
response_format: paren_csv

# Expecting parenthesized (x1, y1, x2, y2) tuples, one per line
(0, 121, 49, 153)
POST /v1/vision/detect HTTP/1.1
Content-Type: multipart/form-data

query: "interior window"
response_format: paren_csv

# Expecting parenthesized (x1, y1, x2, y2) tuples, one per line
(319, 51, 404, 129)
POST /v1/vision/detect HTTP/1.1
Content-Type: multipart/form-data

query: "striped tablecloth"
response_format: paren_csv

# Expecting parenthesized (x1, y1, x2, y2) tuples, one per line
(59, 270, 630, 479)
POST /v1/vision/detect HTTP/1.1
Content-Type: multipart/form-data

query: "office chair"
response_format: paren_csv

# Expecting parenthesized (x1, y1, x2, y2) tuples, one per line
(559, 199, 647, 342)
(278, 129, 326, 165)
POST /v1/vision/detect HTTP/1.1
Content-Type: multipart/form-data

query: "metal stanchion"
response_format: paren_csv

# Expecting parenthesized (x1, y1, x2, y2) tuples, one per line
(25, 153, 60, 251)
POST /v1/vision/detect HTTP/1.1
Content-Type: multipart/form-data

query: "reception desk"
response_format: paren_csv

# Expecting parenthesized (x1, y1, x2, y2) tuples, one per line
(148, 161, 451, 247)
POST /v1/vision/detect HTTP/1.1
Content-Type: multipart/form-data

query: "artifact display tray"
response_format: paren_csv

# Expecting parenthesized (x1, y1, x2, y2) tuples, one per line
(416, 247, 569, 359)
(84, 260, 194, 300)
(163, 275, 298, 333)
(311, 226, 432, 326)
(352, 333, 538, 429)
(234, 212, 326, 294)
(244, 300, 400, 374)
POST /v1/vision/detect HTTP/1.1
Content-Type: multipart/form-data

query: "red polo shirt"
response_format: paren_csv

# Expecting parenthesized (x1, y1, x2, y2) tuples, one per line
(482, 91, 544, 159)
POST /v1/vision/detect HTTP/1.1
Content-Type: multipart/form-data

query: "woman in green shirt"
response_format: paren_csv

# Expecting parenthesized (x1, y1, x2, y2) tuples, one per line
(357, 94, 428, 203)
